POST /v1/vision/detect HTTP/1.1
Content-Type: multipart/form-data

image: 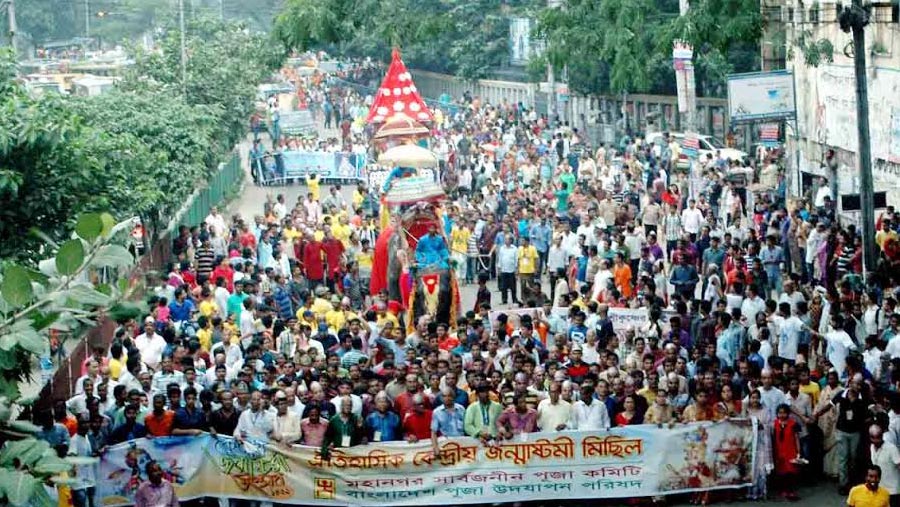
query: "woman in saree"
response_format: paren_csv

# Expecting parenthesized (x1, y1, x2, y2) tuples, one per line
(815, 370, 842, 479)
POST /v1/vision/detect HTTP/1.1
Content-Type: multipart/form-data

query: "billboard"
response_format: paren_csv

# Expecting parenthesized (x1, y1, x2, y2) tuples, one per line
(727, 70, 796, 123)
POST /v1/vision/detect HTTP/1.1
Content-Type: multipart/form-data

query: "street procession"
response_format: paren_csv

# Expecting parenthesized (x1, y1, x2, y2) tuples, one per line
(4, 1, 900, 507)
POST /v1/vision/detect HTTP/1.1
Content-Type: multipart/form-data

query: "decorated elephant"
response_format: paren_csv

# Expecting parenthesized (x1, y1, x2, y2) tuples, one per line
(370, 201, 459, 330)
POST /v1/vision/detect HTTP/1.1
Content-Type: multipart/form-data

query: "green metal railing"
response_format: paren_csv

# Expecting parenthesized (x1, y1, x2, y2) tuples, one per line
(179, 150, 243, 228)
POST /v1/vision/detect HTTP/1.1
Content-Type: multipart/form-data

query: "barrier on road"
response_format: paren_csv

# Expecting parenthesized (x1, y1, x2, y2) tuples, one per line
(258, 150, 366, 185)
(92, 420, 755, 506)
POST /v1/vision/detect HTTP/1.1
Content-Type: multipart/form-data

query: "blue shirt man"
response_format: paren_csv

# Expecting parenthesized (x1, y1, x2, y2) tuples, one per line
(415, 226, 450, 269)
(365, 402, 401, 442)
(431, 398, 466, 439)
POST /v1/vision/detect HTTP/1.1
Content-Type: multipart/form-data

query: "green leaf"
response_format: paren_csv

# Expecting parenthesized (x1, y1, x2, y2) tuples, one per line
(7, 420, 42, 434)
(0, 349, 18, 369)
(91, 244, 134, 268)
(0, 375, 20, 401)
(100, 212, 116, 237)
(0, 469, 40, 506)
(0, 438, 43, 467)
(15, 327, 46, 355)
(24, 268, 50, 286)
(29, 311, 60, 331)
(0, 333, 17, 351)
(55, 240, 85, 276)
(66, 285, 112, 306)
(75, 213, 103, 242)
(1, 265, 34, 308)
(33, 457, 73, 474)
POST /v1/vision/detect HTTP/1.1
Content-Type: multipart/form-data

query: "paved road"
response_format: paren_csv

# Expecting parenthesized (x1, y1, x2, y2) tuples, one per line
(228, 124, 845, 507)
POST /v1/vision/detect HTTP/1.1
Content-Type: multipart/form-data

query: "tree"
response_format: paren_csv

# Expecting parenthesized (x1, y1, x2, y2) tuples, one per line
(0, 212, 137, 507)
(273, 0, 541, 81)
(0, 19, 282, 263)
(535, 0, 763, 97)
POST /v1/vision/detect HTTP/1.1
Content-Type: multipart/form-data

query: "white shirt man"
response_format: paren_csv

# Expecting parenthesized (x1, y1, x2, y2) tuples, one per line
(824, 325, 857, 376)
(134, 326, 167, 371)
(547, 241, 568, 273)
(537, 395, 572, 431)
(870, 426, 900, 495)
(205, 210, 227, 238)
(497, 243, 519, 275)
(681, 203, 704, 235)
(779, 314, 804, 362)
(569, 395, 610, 430)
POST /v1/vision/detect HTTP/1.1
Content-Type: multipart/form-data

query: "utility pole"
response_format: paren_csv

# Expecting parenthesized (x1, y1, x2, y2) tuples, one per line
(5, 0, 17, 56)
(546, 0, 562, 123)
(84, 0, 90, 38)
(219, 0, 225, 21)
(179, 0, 187, 96)
(840, 0, 876, 277)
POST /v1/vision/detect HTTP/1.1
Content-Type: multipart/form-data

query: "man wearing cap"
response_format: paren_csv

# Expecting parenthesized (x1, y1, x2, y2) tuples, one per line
(273, 390, 302, 446)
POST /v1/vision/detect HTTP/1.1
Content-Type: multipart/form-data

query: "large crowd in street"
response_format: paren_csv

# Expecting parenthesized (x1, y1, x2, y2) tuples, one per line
(36, 60, 900, 507)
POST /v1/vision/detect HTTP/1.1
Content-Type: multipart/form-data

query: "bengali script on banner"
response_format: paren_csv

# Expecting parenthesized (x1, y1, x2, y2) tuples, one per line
(93, 419, 755, 506)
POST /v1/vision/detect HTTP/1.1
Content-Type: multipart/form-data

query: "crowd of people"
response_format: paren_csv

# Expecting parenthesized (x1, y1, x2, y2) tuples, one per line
(34, 62, 900, 507)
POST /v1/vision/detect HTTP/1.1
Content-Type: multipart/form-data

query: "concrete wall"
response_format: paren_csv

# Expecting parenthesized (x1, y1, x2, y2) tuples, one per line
(781, 0, 900, 205)
(411, 70, 730, 147)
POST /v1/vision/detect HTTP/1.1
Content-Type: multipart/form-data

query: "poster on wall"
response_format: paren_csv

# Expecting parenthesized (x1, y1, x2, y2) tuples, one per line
(509, 18, 533, 66)
(890, 108, 900, 164)
(727, 70, 796, 123)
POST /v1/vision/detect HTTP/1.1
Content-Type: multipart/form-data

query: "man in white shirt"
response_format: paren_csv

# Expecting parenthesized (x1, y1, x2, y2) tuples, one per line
(868, 424, 900, 500)
(778, 302, 803, 364)
(537, 382, 572, 431)
(234, 391, 275, 442)
(740, 286, 767, 327)
(272, 391, 302, 445)
(330, 380, 363, 418)
(681, 199, 705, 241)
(204, 206, 227, 238)
(569, 382, 609, 430)
(814, 177, 832, 208)
(496, 235, 520, 305)
(134, 318, 167, 371)
(811, 314, 857, 377)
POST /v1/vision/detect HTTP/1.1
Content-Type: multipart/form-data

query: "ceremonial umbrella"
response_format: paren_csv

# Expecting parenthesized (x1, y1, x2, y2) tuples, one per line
(377, 144, 438, 168)
(372, 114, 431, 140)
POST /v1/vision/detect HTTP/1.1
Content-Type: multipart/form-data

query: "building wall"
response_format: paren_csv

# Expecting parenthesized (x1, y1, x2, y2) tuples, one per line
(781, 0, 900, 205)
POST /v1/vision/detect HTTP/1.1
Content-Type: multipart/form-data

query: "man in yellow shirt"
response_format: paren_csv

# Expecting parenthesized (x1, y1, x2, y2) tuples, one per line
(352, 183, 366, 210)
(847, 465, 890, 507)
(198, 288, 219, 318)
(876, 221, 898, 251)
(517, 237, 539, 303)
(332, 215, 352, 247)
(307, 173, 321, 201)
(450, 222, 471, 282)
(325, 295, 347, 331)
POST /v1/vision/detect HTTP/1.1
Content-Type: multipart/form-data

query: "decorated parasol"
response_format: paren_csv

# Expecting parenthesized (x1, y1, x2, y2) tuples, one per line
(373, 113, 431, 139)
(377, 144, 438, 168)
(366, 48, 434, 124)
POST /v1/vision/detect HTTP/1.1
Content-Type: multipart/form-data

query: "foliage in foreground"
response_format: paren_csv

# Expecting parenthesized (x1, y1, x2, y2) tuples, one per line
(0, 213, 137, 507)
(0, 18, 282, 263)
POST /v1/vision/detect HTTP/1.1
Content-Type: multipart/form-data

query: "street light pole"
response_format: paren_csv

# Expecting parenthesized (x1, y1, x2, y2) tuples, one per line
(840, 0, 876, 278)
(179, 0, 187, 96)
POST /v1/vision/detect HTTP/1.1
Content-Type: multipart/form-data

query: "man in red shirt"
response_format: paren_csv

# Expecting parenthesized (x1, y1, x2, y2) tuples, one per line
(393, 373, 431, 417)
(401, 394, 432, 443)
(211, 257, 235, 292)
(238, 224, 256, 250)
(303, 233, 326, 288)
(321, 230, 346, 291)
